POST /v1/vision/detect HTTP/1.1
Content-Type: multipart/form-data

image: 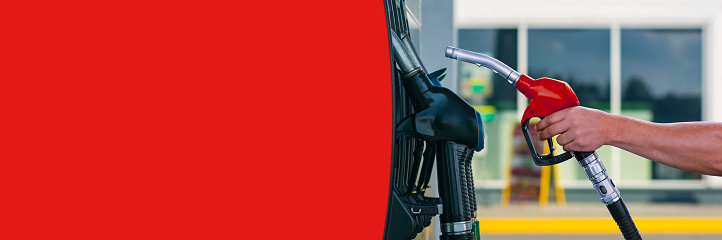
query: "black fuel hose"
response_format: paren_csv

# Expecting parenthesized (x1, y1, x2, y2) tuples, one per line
(575, 152, 642, 240)
(607, 199, 642, 240)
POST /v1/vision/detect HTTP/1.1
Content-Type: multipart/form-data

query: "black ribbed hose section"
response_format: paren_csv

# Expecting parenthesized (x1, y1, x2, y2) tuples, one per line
(456, 145, 475, 219)
(607, 199, 642, 240)
(458, 155, 471, 220)
(437, 141, 475, 240)
(396, 135, 417, 195)
(462, 150, 476, 216)
(574, 152, 642, 240)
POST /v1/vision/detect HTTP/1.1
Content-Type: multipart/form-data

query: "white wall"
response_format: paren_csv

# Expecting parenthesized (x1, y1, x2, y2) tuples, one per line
(456, 0, 722, 28)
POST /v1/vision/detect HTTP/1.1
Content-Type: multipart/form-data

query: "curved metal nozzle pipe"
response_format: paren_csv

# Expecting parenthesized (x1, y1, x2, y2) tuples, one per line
(400, 31, 427, 73)
(390, 30, 422, 77)
(445, 46, 520, 85)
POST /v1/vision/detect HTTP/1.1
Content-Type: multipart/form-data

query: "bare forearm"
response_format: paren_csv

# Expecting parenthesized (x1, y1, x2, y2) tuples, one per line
(608, 116, 722, 176)
(536, 106, 722, 176)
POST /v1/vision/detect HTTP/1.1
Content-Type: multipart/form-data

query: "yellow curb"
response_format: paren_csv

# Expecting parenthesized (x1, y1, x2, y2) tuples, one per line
(477, 217, 722, 233)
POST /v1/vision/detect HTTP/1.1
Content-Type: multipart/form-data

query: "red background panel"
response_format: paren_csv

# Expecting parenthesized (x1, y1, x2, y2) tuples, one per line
(3, 1, 391, 239)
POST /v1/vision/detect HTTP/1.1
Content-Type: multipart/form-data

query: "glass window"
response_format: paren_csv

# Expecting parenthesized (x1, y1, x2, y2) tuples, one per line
(458, 29, 518, 109)
(529, 29, 611, 108)
(458, 29, 517, 181)
(460, 27, 705, 184)
(621, 29, 703, 180)
(528, 29, 612, 181)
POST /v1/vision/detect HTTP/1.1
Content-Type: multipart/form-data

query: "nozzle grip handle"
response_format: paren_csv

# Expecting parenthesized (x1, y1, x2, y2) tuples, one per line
(436, 141, 474, 223)
(436, 141, 476, 239)
(521, 118, 574, 166)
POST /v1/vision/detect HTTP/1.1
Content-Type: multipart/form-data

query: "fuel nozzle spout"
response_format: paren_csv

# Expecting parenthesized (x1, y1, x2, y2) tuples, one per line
(445, 46, 521, 85)
(391, 30, 423, 78)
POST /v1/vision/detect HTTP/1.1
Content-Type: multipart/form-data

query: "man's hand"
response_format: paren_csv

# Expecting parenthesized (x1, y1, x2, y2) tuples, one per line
(534, 106, 616, 152)
(534, 106, 722, 176)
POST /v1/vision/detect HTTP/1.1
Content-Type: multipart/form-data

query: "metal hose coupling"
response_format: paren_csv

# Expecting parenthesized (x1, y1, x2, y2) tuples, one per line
(441, 221, 473, 234)
(445, 46, 521, 85)
(577, 152, 620, 205)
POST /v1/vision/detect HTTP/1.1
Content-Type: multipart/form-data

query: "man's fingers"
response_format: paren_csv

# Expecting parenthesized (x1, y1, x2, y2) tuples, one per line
(562, 141, 580, 152)
(535, 107, 571, 132)
(538, 122, 568, 141)
(556, 133, 573, 146)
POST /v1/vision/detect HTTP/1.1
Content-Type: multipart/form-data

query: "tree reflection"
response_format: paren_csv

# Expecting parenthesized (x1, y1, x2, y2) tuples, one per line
(528, 70, 610, 109)
(623, 76, 652, 104)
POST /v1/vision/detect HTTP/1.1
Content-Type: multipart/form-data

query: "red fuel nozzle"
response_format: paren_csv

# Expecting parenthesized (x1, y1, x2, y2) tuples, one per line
(515, 74, 580, 166)
(515, 74, 580, 125)
(446, 47, 643, 239)
(444, 46, 581, 165)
